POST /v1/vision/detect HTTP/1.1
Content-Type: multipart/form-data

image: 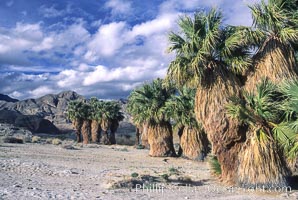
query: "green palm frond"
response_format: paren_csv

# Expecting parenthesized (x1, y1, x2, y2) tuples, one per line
(127, 78, 175, 125)
(272, 122, 297, 147)
(227, 78, 280, 126)
(227, 77, 298, 161)
(163, 86, 198, 129)
(279, 78, 298, 121)
(166, 8, 252, 88)
(247, 0, 298, 53)
(67, 100, 87, 121)
(288, 142, 298, 159)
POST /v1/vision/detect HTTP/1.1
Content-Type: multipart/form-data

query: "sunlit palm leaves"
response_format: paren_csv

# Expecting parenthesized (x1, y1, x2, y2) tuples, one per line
(166, 9, 252, 88)
(226, 79, 293, 186)
(278, 79, 298, 159)
(227, 79, 279, 134)
(245, 0, 298, 54)
(227, 78, 298, 161)
(127, 79, 177, 156)
(67, 100, 84, 121)
(127, 78, 175, 125)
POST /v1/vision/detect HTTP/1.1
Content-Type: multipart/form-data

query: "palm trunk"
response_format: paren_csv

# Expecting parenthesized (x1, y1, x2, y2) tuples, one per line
(81, 120, 91, 144)
(237, 131, 290, 188)
(109, 119, 119, 145)
(91, 120, 101, 143)
(100, 119, 111, 145)
(141, 122, 149, 148)
(177, 126, 184, 157)
(180, 126, 209, 160)
(148, 121, 176, 157)
(73, 119, 83, 142)
(195, 69, 246, 184)
(135, 126, 141, 146)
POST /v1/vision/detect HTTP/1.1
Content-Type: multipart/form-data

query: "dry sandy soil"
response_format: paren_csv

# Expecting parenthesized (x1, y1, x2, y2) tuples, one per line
(0, 143, 297, 200)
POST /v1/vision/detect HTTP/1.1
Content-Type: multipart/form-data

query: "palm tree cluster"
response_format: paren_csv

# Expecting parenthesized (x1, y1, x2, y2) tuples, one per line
(127, 79, 210, 158)
(67, 0, 297, 189)
(164, 0, 297, 187)
(67, 98, 124, 145)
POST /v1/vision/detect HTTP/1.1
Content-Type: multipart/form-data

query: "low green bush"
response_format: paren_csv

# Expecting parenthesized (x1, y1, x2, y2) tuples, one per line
(209, 155, 221, 175)
(131, 172, 139, 178)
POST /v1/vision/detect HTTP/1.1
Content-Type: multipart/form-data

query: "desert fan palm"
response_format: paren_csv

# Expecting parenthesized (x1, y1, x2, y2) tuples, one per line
(67, 100, 85, 142)
(241, 0, 298, 91)
(127, 79, 176, 157)
(167, 8, 251, 183)
(90, 97, 102, 143)
(226, 78, 291, 187)
(164, 87, 209, 159)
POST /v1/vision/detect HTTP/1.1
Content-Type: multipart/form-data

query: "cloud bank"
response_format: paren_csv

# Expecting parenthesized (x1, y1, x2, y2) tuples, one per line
(0, 0, 258, 99)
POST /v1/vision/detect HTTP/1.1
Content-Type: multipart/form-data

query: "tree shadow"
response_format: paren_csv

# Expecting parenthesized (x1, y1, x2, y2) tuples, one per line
(289, 175, 298, 190)
(168, 178, 210, 186)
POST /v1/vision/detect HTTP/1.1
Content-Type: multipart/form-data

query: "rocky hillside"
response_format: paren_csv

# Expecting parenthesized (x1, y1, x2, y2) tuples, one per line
(0, 94, 19, 102)
(0, 91, 135, 136)
(0, 91, 84, 133)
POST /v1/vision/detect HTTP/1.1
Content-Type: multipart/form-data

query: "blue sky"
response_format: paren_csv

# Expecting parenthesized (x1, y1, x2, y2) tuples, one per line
(0, 0, 260, 99)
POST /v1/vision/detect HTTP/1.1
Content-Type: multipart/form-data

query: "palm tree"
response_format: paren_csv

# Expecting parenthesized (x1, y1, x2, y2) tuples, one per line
(164, 87, 210, 159)
(67, 100, 85, 142)
(127, 79, 176, 157)
(97, 101, 124, 145)
(167, 9, 251, 183)
(242, 0, 298, 91)
(109, 101, 125, 145)
(90, 97, 102, 143)
(80, 102, 92, 144)
(99, 101, 112, 145)
(226, 78, 291, 187)
(128, 118, 149, 148)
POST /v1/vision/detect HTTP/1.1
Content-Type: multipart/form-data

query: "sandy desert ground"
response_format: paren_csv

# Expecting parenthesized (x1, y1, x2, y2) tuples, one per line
(0, 142, 297, 200)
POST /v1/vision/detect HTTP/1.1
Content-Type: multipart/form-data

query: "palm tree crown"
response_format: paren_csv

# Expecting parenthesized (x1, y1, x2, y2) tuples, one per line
(67, 100, 86, 121)
(166, 8, 251, 88)
(127, 78, 175, 124)
(247, 0, 298, 51)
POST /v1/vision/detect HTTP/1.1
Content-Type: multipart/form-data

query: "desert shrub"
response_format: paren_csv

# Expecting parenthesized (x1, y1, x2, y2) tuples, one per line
(160, 174, 169, 181)
(2, 137, 23, 144)
(136, 144, 145, 149)
(31, 136, 41, 143)
(116, 135, 135, 146)
(131, 172, 139, 178)
(209, 155, 221, 175)
(110, 179, 143, 189)
(119, 148, 128, 152)
(169, 167, 179, 175)
(45, 138, 53, 144)
(52, 138, 62, 145)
